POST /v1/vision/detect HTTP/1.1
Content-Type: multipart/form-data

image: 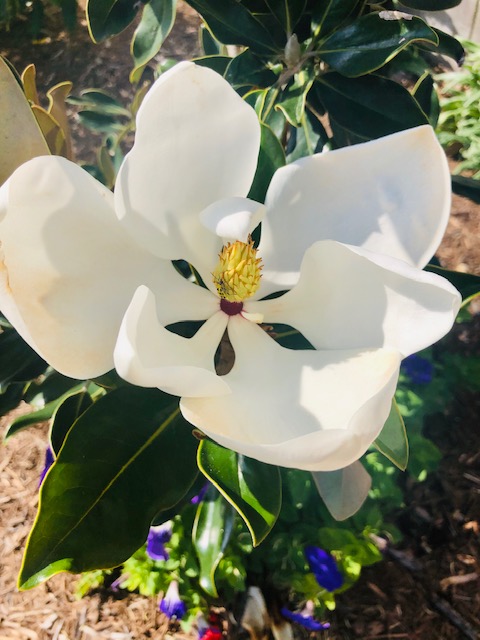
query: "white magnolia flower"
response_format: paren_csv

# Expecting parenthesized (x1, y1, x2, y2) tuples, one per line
(0, 62, 460, 472)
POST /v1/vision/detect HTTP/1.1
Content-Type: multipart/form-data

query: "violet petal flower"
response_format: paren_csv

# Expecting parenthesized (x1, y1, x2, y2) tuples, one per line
(281, 607, 330, 631)
(146, 521, 172, 561)
(38, 446, 54, 486)
(305, 546, 344, 592)
(159, 581, 186, 620)
(401, 354, 434, 384)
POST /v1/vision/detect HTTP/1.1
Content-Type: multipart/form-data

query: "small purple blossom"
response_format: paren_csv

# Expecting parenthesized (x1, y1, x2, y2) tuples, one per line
(401, 354, 434, 385)
(38, 446, 54, 487)
(146, 521, 172, 561)
(159, 581, 186, 620)
(281, 607, 330, 631)
(305, 546, 344, 592)
(191, 482, 209, 505)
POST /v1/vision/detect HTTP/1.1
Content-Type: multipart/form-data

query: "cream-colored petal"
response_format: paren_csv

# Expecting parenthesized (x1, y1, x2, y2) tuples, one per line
(258, 126, 450, 295)
(200, 197, 265, 243)
(248, 240, 460, 357)
(114, 286, 230, 397)
(180, 316, 401, 471)
(115, 62, 260, 274)
(0, 156, 172, 379)
(312, 462, 371, 521)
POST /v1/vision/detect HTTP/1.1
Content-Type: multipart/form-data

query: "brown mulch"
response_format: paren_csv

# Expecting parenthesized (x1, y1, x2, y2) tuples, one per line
(0, 4, 479, 639)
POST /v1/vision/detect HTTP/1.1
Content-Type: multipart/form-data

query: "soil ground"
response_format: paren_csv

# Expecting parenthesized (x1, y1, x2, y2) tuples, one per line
(0, 4, 479, 639)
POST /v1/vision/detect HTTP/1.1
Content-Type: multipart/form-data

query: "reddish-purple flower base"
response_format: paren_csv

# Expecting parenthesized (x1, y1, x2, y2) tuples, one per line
(220, 299, 243, 316)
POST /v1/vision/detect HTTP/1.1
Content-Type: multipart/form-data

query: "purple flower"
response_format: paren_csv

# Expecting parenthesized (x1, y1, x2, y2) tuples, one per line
(401, 354, 434, 385)
(146, 521, 172, 561)
(159, 581, 186, 620)
(38, 446, 54, 486)
(305, 546, 344, 592)
(281, 607, 330, 631)
(191, 482, 209, 505)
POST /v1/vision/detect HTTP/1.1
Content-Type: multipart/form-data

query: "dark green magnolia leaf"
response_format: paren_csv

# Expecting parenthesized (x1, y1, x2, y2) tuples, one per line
(0, 383, 26, 418)
(67, 90, 131, 117)
(50, 390, 93, 455)
(198, 439, 281, 546)
(275, 71, 312, 127)
(315, 73, 428, 142)
(286, 106, 328, 161)
(24, 370, 84, 406)
(374, 399, 408, 471)
(412, 72, 439, 127)
(192, 483, 236, 597)
(451, 175, 480, 204)
(248, 122, 286, 202)
(77, 110, 126, 134)
(418, 28, 465, 65)
(130, 0, 177, 83)
(311, 0, 360, 38)
(425, 265, 480, 305)
(193, 55, 232, 75)
(4, 383, 88, 441)
(318, 14, 438, 77)
(264, 0, 307, 34)
(225, 49, 278, 89)
(398, 0, 461, 10)
(200, 24, 222, 55)
(0, 329, 47, 387)
(86, 0, 139, 42)
(186, 0, 280, 54)
(19, 387, 198, 589)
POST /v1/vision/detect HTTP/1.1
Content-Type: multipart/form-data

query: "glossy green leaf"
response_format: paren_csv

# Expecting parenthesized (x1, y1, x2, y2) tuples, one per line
(318, 14, 438, 77)
(86, 0, 139, 42)
(67, 90, 131, 116)
(419, 27, 465, 65)
(19, 387, 198, 589)
(0, 383, 26, 418)
(264, 0, 306, 34)
(248, 122, 286, 202)
(198, 439, 282, 546)
(200, 23, 222, 55)
(451, 175, 480, 204)
(0, 329, 47, 387)
(225, 48, 278, 89)
(425, 264, 480, 305)
(0, 56, 49, 185)
(192, 483, 236, 597)
(50, 390, 93, 455)
(286, 106, 328, 161)
(311, 0, 360, 38)
(193, 55, 232, 75)
(275, 71, 312, 127)
(315, 72, 428, 141)
(186, 0, 280, 54)
(130, 0, 177, 83)
(77, 110, 126, 134)
(374, 399, 409, 471)
(412, 72, 439, 127)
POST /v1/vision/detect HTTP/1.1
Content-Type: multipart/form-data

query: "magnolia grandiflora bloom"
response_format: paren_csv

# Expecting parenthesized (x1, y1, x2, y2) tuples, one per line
(0, 63, 460, 472)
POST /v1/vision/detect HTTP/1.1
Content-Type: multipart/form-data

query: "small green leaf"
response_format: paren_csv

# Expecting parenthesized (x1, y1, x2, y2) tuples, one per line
(200, 23, 222, 55)
(374, 399, 409, 471)
(50, 390, 93, 455)
(192, 483, 236, 597)
(275, 71, 312, 127)
(130, 0, 177, 83)
(248, 122, 286, 203)
(198, 439, 282, 546)
(86, 0, 139, 42)
(19, 387, 198, 589)
(225, 49, 278, 89)
(451, 174, 480, 204)
(419, 28, 465, 65)
(318, 14, 438, 77)
(67, 90, 131, 116)
(286, 107, 328, 162)
(193, 55, 232, 75)
(77, 110, 126, 134)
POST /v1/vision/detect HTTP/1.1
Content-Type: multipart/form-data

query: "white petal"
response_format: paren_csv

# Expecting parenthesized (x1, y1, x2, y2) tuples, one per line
(0, 156, 167, 379)
(200, 197, 265, 243)
(180, 316, 401, 471)
(312, 461, 372, 521)
(248, 240, 460, 357)
(115, 62, 260, 273)
(259, 126, 450, 295)
(114, 286, 230, 397)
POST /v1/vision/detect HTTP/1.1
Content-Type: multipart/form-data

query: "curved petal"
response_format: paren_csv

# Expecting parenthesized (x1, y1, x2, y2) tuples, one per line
(115, 62, 261, 274)
(114, 286, 230, 397)
(0, 156, 174, 379)
(312, 462, 371, 521)
(200, 197, 265, 243)
(180, 316, 401, 471)
(248, 240, 460, 357)
(258, 126, 450, 295)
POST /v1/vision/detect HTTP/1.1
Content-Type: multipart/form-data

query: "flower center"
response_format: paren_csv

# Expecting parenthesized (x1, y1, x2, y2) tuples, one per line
(212, 237, 262, 303)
